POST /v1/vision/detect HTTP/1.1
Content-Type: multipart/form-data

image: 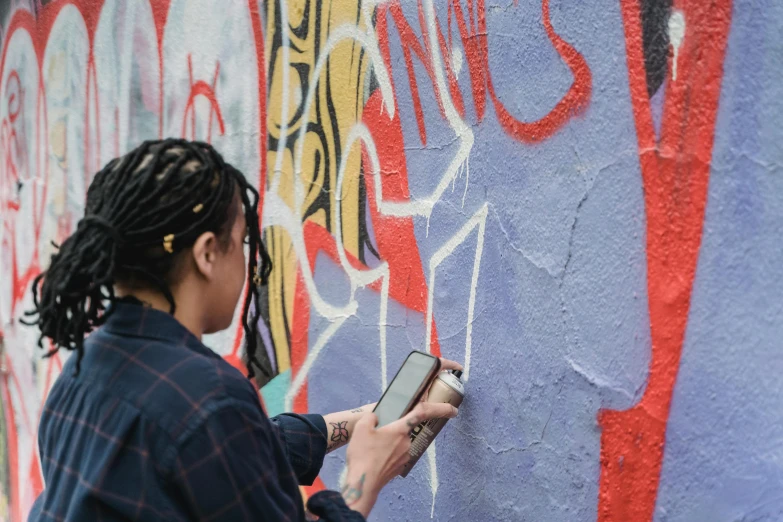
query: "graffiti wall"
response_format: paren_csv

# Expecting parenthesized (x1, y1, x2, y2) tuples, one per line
(1, 0, 781, 520)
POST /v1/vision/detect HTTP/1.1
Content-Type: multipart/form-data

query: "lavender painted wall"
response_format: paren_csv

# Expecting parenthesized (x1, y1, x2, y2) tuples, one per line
(0, 1, 780, 521)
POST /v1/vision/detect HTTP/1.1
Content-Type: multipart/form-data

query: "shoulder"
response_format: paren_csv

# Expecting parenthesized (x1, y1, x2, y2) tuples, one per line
(83, 329, 263, 444)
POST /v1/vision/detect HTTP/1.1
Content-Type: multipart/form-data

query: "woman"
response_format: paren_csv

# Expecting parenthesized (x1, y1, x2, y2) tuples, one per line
(26, 139, 459, 521)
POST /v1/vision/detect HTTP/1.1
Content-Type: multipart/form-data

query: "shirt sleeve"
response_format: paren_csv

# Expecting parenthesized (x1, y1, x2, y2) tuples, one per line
(307, 491, 368, 522)
(169, 401, 308, 521)
(269, 413, 328, 485)
(169, 403, 366, 522)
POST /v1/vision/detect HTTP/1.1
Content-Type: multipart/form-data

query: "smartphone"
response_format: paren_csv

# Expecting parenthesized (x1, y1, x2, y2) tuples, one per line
(373, 351, 441, 428)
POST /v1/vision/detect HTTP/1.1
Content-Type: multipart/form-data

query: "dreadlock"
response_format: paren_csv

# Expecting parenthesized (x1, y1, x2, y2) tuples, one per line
(22, 139, 272, 380)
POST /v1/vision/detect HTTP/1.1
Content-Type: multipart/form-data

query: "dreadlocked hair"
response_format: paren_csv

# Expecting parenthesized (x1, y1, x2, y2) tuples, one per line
(22, 139, 272, 379)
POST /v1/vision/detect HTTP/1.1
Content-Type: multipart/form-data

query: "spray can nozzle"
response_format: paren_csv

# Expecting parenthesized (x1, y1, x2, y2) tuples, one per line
(451, 369, 463, 379)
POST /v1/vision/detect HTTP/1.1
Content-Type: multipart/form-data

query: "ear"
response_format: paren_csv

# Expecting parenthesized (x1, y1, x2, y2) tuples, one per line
(190, 231, 219, 280)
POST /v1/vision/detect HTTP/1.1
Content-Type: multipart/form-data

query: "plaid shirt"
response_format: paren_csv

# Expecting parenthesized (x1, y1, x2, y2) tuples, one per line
(29, 301, 364, 521)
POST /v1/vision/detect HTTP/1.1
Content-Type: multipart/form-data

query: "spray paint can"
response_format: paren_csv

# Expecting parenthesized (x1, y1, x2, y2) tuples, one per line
(400, 369, 464, 477)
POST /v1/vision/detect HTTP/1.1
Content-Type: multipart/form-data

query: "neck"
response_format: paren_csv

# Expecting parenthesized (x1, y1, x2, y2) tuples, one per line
(116, 286, 205, 339)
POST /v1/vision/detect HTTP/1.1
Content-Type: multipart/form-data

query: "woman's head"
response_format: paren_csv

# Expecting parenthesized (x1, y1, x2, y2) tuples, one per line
(24, 139, 271, 377)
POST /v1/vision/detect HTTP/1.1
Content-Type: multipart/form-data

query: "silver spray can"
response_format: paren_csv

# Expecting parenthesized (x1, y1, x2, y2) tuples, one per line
(401, 369, 464, 477)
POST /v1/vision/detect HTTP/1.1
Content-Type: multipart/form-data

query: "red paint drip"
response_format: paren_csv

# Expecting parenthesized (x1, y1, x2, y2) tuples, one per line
(150, 0, 172, 139)
(597, 1, 733, 520)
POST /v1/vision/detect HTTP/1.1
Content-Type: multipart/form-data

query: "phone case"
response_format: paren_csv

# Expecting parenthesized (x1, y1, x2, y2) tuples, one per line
(372, 351, 442, 424)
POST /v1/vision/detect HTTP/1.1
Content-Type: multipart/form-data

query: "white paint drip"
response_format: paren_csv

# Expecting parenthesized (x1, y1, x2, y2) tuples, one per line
(668, 10, 686, 81)
(462, 156, 470, 208)
(427, 441, 438, 518)
(265, 2, 487, 515)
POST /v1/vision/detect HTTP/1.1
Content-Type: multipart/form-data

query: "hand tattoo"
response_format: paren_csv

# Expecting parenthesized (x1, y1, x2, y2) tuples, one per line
(350, 407, 364, 414)
(328, 421, 349, 449)
(341, 473, 366, 506)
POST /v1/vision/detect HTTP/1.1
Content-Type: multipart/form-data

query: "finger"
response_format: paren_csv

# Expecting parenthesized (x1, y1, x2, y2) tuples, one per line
(386, 410, 424, 435)
(354, 412, 378, 434)
(439, 358, 464, 372)
(409, 402, 458, 423)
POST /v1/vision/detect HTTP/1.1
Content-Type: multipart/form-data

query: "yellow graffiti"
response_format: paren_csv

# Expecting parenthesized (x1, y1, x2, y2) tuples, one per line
(264, 0, 369, 375)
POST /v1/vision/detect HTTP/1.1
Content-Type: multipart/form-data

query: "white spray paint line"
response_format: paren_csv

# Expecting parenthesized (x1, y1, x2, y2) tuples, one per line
(422, 203, 487, 517)
(262, 194, 358, 320)
(424, 203, 488, 379)
(427, 441, 438, 518)
(266, 18, 397, 412)
(284, 315, 349, 411)
(333, 123, 392, 392)
(462, 156, 471, 208)
(463, 204, 487, 381)
(416, 2, 481, 498)
(292, 24, 394, 215)
(420, 0, 474, 218)
(668, 10, 686, 82)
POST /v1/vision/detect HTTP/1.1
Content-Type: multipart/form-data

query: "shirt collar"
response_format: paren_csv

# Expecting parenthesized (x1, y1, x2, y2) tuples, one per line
(101, 300, 219, 360)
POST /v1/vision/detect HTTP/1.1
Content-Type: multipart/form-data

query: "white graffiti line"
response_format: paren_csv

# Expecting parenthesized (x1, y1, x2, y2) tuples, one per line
(417, 2, 480, 509)
(422, 203, 487, 517)
(427, 442, 439, 518)
(290, 23, 394, 216)
(264, 15, 397, 393)
(262, 194, 359, 320)
(424, 203, 487, 381)
(287, 12, 473, 219)
(271, 3, 484, 514)
(272, 122, 395, 401)
(334, 124, 392, 391)
(284, 314, 349, 412)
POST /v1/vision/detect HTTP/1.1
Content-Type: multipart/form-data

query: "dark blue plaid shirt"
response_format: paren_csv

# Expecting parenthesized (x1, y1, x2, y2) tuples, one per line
(29, 301, 364, 521)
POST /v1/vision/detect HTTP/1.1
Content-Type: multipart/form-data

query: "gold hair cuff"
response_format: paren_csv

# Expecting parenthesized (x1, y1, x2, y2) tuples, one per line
(252, 268, 262, 287)
(192, 203, 204, 214)
(163, 234, 175, 253)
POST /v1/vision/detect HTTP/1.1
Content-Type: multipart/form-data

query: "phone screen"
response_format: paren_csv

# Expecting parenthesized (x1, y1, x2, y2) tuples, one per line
(374, 352, 440, 428)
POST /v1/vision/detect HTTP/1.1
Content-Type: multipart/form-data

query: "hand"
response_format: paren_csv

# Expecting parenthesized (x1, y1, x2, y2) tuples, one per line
(438, 357, 463, 373)
(323, 403, 376, 453)
(420, 357, 463, 402)
(340, 401, 458, 517)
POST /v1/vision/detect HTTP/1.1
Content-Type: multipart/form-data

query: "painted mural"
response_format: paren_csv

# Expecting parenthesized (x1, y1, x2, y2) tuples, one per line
(1, 0, 782, 521)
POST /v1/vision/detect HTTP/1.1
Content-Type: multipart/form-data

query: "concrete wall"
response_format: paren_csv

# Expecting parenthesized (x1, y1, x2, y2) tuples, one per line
(1, 0, 781, 520)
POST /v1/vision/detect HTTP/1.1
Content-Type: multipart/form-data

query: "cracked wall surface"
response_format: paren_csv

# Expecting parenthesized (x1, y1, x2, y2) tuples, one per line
(1, 0, 782, 521)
